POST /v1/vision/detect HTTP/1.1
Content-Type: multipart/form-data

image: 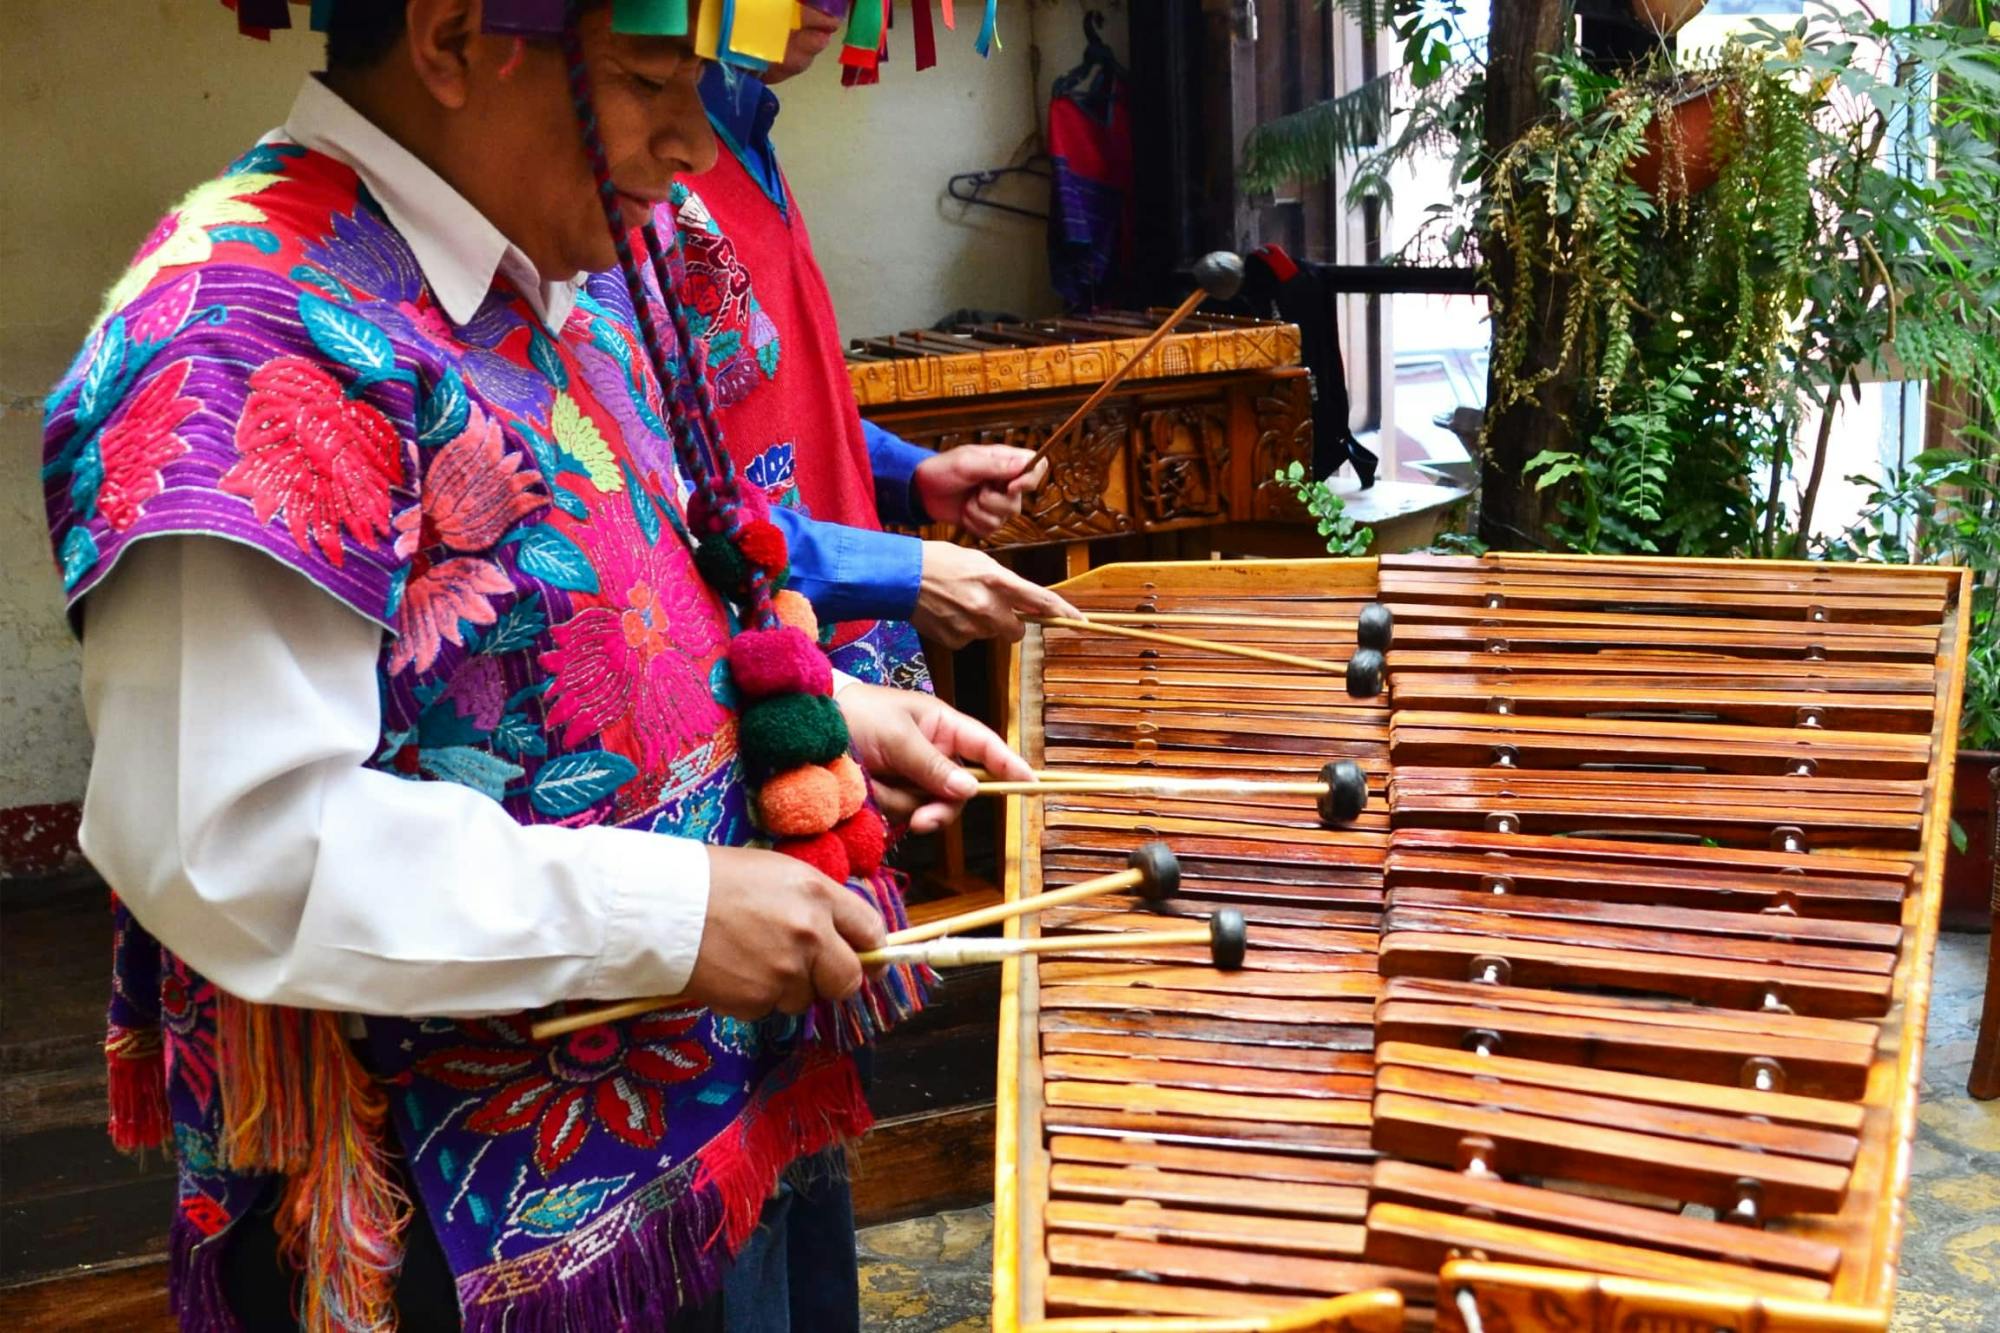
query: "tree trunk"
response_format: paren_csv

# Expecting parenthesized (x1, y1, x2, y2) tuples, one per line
(1477, 0, 1574, 550)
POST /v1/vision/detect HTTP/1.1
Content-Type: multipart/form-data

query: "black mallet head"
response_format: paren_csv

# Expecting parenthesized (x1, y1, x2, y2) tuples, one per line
(1317, 759, 1368, 826)
(1356, 602, 1394, 653)
(1346, 647, 1385, 699)
(1209, 908, 1248, 970)
(1192, 251, 1246, 302)
(1126, 841, 1181, 904)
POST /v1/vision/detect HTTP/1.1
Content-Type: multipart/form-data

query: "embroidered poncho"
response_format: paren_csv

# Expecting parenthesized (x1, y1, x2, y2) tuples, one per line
(45, 141, 920, 1332)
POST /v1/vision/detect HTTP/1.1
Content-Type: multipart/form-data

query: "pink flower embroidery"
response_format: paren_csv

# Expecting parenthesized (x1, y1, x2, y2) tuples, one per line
(160, 962, 219, 1113)
(413, 1012, 712, 1175)
(224, 356, 404, 566)
(98, 359, 199, 531)
(541, 500, 728, 773)
(387, 404, 544, 675)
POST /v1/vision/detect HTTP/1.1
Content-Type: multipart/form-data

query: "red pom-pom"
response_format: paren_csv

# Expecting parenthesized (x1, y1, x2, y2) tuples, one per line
(728, 626, 832, 699)
(833, 809, 889, 875)
(779, 831, 850, 883)
(736, 519, 789, 577)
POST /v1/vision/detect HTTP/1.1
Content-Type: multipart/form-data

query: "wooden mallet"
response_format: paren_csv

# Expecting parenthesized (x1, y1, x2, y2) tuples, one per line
(976, 759, 1370, 826)
(860, 907, 1248, 971)
(1016, 251, 1247, 482)
(527, 843, 1182, 1042)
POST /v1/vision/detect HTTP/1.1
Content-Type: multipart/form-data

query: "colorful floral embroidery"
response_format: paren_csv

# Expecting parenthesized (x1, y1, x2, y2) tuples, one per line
(95, 358, 199, 530)
(389, 404, 545, 674)
(223, 355, 406, 565)
(414, 1013, 712, 1174)
(97, 172, 284, 327)
(541, 498, 727, 774)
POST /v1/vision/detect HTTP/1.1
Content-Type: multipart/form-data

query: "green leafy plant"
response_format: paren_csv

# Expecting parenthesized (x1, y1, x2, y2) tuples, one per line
(1276, 460, 1375, 556)
(1488, 47, 1814, 555)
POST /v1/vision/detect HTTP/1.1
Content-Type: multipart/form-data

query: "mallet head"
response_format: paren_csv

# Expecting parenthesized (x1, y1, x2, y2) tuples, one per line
(1209, 908, 1248, 970)
(1317, 759, 1368, 826)
(1356, 602, 1394, 652)
(1126, 841, 1181, 904)
(1192, 251, 1246, 302)
(1346, 647, 1385, 699)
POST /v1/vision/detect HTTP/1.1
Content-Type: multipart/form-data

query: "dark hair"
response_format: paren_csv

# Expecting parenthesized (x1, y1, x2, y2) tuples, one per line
(322, 0, 611, 73)
(323, 0, 411, 72)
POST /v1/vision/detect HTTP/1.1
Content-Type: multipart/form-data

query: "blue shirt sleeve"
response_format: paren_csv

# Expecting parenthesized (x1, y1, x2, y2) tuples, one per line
(862, 418, 935, 528)
(766, 504, 924, 623)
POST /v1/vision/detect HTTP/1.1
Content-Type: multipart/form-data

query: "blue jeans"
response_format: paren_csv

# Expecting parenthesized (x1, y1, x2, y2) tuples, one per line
(721, 1147, 861, 1333)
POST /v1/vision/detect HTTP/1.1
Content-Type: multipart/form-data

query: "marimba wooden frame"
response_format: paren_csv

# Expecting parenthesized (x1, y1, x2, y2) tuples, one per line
(990, 555, 1972, 1333)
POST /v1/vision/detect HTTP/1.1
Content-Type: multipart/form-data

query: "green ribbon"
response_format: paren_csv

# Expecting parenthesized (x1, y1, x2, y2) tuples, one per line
(843, 0, 884, 56)
(612, 0, 689, 36)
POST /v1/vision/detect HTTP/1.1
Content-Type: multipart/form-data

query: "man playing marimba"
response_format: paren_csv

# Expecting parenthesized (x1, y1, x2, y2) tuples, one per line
(43, 1, 1031, 1328)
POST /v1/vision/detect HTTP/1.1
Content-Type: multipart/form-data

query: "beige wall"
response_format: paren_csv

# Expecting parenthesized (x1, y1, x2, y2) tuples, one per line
(0, 0, 1115, 812)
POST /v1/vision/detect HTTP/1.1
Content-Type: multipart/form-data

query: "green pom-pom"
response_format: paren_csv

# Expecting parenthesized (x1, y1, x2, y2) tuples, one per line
(696, 533, 751, 599)
(739, 693, 849, 775)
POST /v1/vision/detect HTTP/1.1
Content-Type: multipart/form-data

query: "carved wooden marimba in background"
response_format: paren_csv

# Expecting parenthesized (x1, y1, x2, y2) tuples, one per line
(992, 554, 1971, 1333)
(846, 311, 1314, 563)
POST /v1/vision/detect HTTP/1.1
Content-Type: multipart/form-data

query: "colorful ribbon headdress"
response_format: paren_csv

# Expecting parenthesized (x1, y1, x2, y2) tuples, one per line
(222, 0, 996, 75)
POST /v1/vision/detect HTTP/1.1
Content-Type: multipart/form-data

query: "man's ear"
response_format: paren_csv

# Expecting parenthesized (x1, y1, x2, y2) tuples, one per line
(406, 0, 480, 110)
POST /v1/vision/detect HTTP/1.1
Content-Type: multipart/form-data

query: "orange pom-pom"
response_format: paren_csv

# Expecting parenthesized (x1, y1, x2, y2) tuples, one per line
(827, 754, 867, 821)
(758, 764, 842, 837)
(772, 589, 818, 639)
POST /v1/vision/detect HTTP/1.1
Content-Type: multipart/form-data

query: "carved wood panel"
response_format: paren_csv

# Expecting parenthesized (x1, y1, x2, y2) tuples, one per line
(863, 369, 1312, 550)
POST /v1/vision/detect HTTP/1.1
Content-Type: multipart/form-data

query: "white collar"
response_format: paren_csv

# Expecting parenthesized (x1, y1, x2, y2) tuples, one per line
(279, 77, 580, 333)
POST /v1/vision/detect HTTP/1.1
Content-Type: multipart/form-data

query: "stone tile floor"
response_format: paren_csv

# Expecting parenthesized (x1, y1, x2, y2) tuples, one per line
(854, 930, 1999, 1332)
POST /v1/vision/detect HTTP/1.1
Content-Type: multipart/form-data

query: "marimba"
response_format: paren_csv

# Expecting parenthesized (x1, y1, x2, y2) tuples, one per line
(846, 312, 1313, 550)
(993, 554, 1972, 1332)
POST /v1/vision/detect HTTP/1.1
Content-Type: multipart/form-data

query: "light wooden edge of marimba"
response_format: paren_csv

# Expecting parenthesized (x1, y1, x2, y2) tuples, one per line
(1018, 1288, 1406, 1333)
(1438, 1260, 1888, 1333)
(1846, 564, 1973, 1312)
(1049, 556, 1382, 599)
(1464, 550, 1963, 590)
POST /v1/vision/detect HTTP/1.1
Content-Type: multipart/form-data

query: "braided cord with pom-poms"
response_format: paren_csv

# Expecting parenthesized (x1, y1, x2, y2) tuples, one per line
(560, 14, 918, 1042)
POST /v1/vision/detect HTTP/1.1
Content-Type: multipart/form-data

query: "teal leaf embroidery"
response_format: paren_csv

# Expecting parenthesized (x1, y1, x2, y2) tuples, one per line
(549, 486, 588, 520)
(298, 291, 399, 385)
(529, 327, 570, 390)
(289, 265, 351, 303)
(418, 745, 524, 801)
(386, 565, 410, 620)
(417, 368, 471, 448)
(625, 463, 660, 545)
(59, 528, 100, 590)
(491, 711, 548, 760)
(74, 317, 131, 434)
(529, 749, 639, 817)
(480, 595, 547, 655)
(757, 334, 781, 378)
(514, 525, 599, 594)
(518, 423, 561, 485)
(70, 439, 104, 518)
(209, 225, 281, 254)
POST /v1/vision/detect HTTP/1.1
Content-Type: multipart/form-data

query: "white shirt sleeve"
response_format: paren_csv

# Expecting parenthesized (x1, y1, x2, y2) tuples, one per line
(78, 537, 710, 1019)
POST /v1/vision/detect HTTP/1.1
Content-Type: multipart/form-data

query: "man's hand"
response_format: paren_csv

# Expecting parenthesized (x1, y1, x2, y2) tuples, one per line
(837, 683, 1034, 833)
(684, 846, 886, 1018)
(913, 445, 1048, 538)
(913, 542, 1080, 648)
